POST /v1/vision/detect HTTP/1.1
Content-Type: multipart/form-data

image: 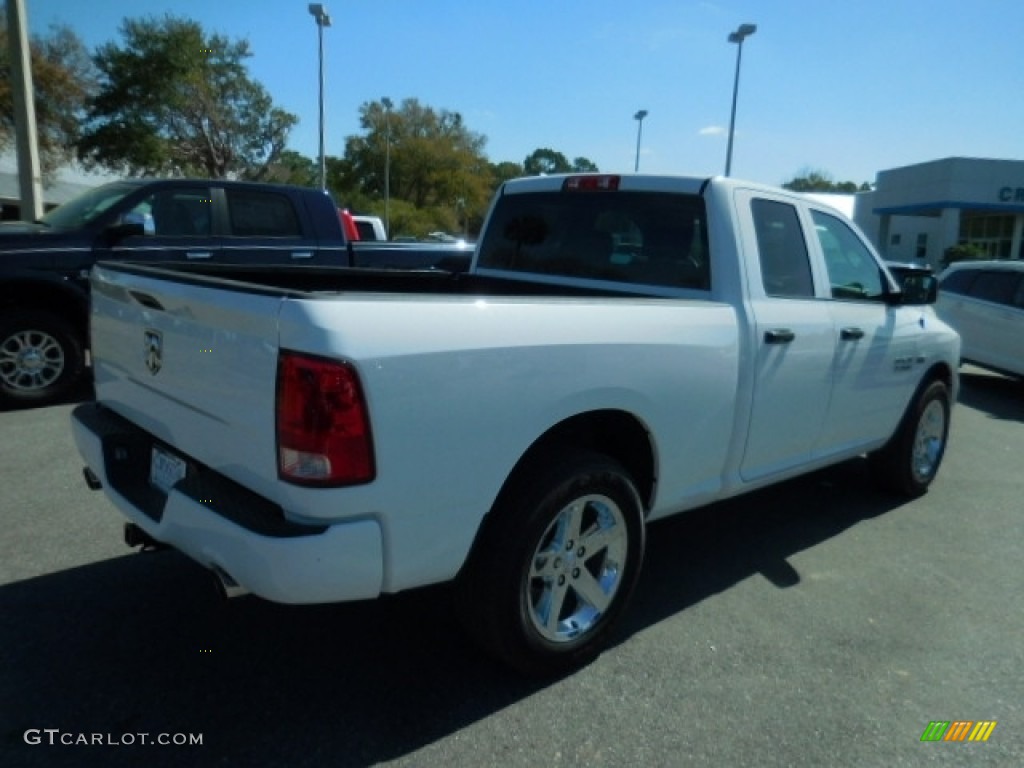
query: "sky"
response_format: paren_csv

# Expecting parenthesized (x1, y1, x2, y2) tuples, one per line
(18, 0, 1024, 187)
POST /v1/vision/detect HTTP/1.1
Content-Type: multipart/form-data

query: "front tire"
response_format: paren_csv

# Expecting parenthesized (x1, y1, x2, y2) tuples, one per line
(458, 451, 646, 676)
(0, 310, 85, 408)
(870, 379, 951, 497)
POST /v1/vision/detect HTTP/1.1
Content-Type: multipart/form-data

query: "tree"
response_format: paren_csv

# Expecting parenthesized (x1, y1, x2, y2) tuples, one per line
(335, 98, 493, 236)
(523, 148, 599, 176)
(77, 14, 296, 179)
(571, 156, 599, 173)
(782, 168, 871, 193)
(262, 149, 317, 187)
(0, 20, 96, 179)
(490, 160, 524, 187)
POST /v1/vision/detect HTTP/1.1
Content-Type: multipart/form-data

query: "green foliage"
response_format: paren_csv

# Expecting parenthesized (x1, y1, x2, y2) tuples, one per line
(77, 14, 296, 178)
(331, 98, 493, 236)
(782, 168, 871, 193)
(263, 149, 317, 187)
(0, 20, 96, 179)
(524, 148, 571, 175)
(942, 242, 989, 268)
(522, 148, 599, 176)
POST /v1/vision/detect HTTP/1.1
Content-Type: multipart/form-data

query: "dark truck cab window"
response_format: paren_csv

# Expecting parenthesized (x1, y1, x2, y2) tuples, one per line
(477, 190, 710, 291)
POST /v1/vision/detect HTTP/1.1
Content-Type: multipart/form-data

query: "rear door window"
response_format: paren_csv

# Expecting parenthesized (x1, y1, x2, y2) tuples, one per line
(750, 199, 814, 298)
(226, 191, 302, 238)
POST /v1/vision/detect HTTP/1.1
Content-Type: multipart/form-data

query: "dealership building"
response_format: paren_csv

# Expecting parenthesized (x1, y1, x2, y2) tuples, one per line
(853, 157, 1024, 269)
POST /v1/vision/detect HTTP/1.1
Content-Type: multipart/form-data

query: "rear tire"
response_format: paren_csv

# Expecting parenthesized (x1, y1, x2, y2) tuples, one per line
(0, 310, 85, 408)
(458, 451, 645, 676)
(870, 379, 951, 497)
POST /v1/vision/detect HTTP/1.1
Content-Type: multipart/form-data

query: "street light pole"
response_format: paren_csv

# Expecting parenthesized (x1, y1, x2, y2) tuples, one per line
(633, 109, 648, 172)
(5, 0, 43, 220)
(308, 4, 332, 191)
(382, 96, 393, 239)
(724, 23, 756, 177)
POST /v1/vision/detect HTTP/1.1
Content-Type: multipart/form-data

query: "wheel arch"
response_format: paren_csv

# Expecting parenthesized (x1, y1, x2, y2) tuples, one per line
(0, 278, 89, 336)
(459, 409, 656, 579)
(516, 409, 657, 512)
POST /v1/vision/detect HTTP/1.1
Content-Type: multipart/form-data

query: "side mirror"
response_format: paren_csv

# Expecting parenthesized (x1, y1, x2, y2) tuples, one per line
(885, 262, 937, 305)
(107, 211, 153, 240)
(895, 273, 938, 305)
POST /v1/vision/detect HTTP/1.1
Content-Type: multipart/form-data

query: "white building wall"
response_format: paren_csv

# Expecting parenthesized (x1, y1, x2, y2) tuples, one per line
(854, 157, 1024, 269)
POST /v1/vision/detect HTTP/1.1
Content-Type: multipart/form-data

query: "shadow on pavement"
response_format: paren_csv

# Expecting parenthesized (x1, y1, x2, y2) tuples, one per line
(0, 381, 94, 414)
(1, 458, 907, 768)
(957, 369, 1024, 423)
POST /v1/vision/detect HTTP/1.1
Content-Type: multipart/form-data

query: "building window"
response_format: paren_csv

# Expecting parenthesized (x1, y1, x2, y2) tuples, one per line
(890, 233, 902, 246)
(916, 233, 928, 259)
(960, 213, 1015, 258)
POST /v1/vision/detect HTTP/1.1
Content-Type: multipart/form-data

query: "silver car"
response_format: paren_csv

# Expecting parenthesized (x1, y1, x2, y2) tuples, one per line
(936, 260, 1024, 378)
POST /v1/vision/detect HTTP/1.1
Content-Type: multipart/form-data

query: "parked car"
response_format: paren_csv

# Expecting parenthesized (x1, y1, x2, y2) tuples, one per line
(352, 215, 387, 241)
(0, 179, 471, 407)
(936, 260, 1024, 378)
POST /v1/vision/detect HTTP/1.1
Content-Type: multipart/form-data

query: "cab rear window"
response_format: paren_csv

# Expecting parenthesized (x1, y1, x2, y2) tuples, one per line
(477, 191, 710, 291)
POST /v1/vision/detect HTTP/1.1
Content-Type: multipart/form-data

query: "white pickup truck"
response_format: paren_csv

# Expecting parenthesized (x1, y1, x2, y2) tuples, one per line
(72, 174, 960, 675)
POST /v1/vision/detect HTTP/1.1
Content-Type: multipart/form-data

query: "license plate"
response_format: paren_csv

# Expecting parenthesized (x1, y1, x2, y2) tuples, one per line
(149, 445, 187, 494)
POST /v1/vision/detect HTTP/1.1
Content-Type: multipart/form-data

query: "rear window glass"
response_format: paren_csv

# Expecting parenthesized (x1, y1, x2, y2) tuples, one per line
(476, 190, 710, 291)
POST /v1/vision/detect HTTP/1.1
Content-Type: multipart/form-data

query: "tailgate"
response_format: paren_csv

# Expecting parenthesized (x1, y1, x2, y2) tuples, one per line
(89, 264, 284, 498)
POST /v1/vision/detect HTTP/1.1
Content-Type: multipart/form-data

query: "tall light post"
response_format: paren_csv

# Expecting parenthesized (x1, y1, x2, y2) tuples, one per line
(308, 4, 331, 191)
(633, 109, 648, 172)
(382, 96, 393, 238)
(6, 0, 42, 220)
(724, 23, 756, 177)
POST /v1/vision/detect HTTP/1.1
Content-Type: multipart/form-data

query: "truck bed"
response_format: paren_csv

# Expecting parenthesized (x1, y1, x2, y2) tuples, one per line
(97, 260, 657, 299)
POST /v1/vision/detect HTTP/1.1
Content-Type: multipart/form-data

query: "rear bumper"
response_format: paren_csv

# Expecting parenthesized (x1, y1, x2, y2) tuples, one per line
(71, 403, 384, 604)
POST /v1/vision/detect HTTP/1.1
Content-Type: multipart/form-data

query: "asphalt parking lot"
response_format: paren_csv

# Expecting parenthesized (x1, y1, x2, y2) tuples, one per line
(2, 368, 1022, 768)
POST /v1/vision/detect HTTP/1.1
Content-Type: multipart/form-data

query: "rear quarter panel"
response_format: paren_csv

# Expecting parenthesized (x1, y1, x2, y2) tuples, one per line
(275, 293, 741, 592)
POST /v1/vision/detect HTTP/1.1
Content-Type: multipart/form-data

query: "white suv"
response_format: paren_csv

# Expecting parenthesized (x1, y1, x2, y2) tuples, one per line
(936, 260, 1024, 378)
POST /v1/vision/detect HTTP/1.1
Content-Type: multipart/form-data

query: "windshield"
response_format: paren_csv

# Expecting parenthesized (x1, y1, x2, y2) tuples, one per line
(38, 182, 138, 229)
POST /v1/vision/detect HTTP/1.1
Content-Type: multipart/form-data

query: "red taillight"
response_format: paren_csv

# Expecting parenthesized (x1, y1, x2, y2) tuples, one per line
(276, 352, 375, 486)
(562, 175, 620, 192)
(339, 208, 361, 241)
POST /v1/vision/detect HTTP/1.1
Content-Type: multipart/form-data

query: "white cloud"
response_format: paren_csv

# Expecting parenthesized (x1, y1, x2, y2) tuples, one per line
(699, 126, 726, 136)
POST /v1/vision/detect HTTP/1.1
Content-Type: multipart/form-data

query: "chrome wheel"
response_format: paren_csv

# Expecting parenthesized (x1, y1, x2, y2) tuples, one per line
(911, 399, 946, 484)
(526, 493, 629, 644)
(0, 327, 66, 392)
(870, 379, 951, 497)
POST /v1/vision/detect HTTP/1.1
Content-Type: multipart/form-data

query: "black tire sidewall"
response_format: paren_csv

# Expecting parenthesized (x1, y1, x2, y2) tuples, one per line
(0, 311, 85, 407)
(464, 451, 646, 675)
(877, 380, 951, 496)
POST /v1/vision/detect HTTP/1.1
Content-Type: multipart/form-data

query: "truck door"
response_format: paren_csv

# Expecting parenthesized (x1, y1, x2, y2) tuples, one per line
(738, 195, 835, 482)
(808, 209, 923, 455)
(104, 185, 221, 264)
(219, 187, 320, 265)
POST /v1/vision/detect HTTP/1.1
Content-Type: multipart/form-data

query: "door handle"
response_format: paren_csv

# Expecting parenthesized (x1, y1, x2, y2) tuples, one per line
(129, 291, 164, 311)
(186, 251, 212, 260)
(290, 251, 313, 260)
(840, 327, 865, 340)
(764, 329, 795, 344)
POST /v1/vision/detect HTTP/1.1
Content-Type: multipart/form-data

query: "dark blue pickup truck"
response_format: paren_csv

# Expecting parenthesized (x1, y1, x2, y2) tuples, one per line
(0, 178, 472, 407)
